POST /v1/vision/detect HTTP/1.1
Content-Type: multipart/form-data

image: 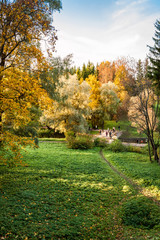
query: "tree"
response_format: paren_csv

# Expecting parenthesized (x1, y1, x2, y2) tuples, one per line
(40, 54, 74, 100)
(113, 57, 137, 120)
(40, 74, 91, 133)
(0, 67, 51, 165)
(128, 60, 160, 163)
(0, 0, 62, 73)
(85, 74, 101, 128)
(97, 61, 115, 84)
(76, 62, 96, 82)
(0, 0, 61, 164)
(85, 74, 119, 128)
(147, 19, 160, 93)
(99, 82, 119, 128)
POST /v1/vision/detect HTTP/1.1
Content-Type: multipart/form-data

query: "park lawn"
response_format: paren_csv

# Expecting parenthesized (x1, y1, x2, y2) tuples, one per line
(0, 142, 160, 239)
(103, 150, 160, 200)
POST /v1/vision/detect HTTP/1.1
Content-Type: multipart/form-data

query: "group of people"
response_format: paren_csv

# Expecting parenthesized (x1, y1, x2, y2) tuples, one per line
(99, 126, 119, 139)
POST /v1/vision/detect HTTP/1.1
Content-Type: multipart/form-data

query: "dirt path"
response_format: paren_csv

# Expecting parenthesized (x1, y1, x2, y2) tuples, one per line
(100, 149, 160, 206)
(96, 130, 147, 147)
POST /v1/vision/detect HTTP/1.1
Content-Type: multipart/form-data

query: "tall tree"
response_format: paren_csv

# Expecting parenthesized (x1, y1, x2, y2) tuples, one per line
(0, 67, 51, 165)
(0, 0, 61, 163)
(97, 61, 115, 84)
(0, 0, 61, 73)
(41, 74, 91, 134)
(147, 19, 160, 93)
(128, 60, 160, 163)
(40, 54, 74, 100)
(99, 82, 119, 128)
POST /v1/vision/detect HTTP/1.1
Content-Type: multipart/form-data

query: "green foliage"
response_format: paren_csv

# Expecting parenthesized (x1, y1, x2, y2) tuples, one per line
(0, 142, 160, 239)
(147, 19, 160, 93)
(12, 106, 42, 147)
(122, 196, 160, 229)
(105, 139, 145, 154)
(94, 137, 107, 148)
(45, 0, 62, 12)
(76, 61, 96, 81)
(40, 54, 74, 100)
(103, 150, 160, 196)
(125, 145, 142, 154)
(108, 139, 126, 152)
(38, 128, 65, 138)
(66, 132, 94, 149)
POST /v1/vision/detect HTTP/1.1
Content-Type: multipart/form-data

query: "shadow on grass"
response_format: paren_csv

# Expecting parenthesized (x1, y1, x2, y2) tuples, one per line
(0, 142, 160, 239)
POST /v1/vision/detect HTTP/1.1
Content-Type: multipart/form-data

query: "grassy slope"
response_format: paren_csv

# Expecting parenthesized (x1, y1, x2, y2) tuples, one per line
(0, 142, 160, 239)
(103, 150, 160, 200)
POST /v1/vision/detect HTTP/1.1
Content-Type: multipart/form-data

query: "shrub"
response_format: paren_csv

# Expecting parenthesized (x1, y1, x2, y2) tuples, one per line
(65, 131, 75, 148)
(94, 138, 107, 148)
(121, 196, 160, 229)
(38, 128, 65, 138)
(125, 145, 142, 154)
(66, 132, 94, 149)
(109, 139, 126, 152)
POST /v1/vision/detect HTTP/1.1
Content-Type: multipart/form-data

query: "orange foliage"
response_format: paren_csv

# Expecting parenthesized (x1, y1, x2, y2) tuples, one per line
(97, 61, 115, 84)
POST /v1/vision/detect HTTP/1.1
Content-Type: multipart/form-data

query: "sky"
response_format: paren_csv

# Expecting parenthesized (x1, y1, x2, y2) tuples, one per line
(52, 0, 160, 67)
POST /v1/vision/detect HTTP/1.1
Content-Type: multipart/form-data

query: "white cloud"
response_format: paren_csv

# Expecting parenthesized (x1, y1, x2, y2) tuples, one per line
(53, 1, 158, 67)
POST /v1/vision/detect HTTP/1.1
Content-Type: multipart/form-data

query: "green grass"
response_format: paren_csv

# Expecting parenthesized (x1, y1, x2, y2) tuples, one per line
(89, 130, 99, 136)
(103, 149, 160, 200)
(0, 142, 160, 239)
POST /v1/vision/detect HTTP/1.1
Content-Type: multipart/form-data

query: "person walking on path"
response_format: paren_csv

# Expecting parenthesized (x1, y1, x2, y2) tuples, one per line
(106, 130, 108, 137)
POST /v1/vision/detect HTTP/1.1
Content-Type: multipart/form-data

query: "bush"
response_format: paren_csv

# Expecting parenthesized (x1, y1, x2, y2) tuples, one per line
(66, 132, 94, 149)
(38, 128, 65, 138)
(121, 196, 160, 229)
(125, 145, 142, 154)
(108, 139, 126, 152)
(94, 138, 107, 148)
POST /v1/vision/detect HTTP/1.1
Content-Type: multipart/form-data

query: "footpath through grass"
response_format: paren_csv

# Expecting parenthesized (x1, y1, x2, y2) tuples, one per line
(0, 142, 160, 239)
(103, 150, 160, 201)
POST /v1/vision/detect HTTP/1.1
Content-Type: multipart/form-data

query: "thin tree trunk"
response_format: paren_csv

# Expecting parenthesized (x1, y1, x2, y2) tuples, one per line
(149, 136, 159, 162)
(0, 71, 4, 147)
(147, 138, 153, 163)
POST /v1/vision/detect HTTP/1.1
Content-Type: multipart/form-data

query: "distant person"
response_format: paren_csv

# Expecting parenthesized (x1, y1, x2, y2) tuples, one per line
(109, 131, 112, 138)
(118, 125, 120, 131)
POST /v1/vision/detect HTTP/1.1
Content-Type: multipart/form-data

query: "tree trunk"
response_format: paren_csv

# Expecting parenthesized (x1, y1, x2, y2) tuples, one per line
(0, 73, 3, 147)
(149, 136, 159, 162)
(153, 145, 159, 162)
(147, 139, 153, 163)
